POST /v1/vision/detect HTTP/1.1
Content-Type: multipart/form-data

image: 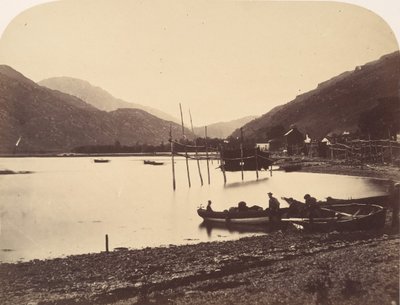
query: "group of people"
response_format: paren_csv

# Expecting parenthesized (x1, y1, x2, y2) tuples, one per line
(205, 192, 318, 218)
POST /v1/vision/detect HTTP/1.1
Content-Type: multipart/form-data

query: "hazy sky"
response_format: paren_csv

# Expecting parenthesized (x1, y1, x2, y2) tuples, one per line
(0, 0, 398, 125)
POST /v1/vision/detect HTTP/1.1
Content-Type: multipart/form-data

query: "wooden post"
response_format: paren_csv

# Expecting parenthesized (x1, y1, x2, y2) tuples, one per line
(270, 164, 273, 177)
(105, 234, 109, 253)
(170, 125, 176, 191)
(388, 130, 393, 164)
(368, 134, 372, 162)
(255, 147, 259, 180)
(179, 103, 191, 188)
(189, 110, 203, 186)
(219, 144, 227, 184)
(240, 128, 244, 181)
(391, 183, 399, 229)
(205, 126, 210, 185)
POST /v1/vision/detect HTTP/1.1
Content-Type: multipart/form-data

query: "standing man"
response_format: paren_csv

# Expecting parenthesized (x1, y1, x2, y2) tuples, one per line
(268, 192, 280, 223)
(304, 194, 317, 224)
(268, 192, 280, 211)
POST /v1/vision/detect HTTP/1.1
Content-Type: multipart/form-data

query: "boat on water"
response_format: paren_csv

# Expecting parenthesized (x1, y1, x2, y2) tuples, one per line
(198, 196, 387, 231)
(93, 158, 110, 163)
(280, 163, 302, 172)
(197, 207, 270, 225)
(221, 148, 273, 171)
(325, 195, 389, 206)
(280, 203, 386, 232)
(143, 160, 164, 165)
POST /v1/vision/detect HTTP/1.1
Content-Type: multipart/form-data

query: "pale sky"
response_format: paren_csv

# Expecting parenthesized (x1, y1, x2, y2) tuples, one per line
(0, 0, 398, 126)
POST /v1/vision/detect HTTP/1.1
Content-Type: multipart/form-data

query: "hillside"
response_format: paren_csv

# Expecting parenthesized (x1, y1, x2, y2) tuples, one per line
(193, 115, 257, 139)
(0, 66, 190, 153)
(39, 77, 178, 123)
(231, 51, 400, 140)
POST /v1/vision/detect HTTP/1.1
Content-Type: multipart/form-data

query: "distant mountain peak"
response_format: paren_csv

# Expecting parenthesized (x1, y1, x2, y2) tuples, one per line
(194, 115, 258, 138)
(38, 76, 178, 122)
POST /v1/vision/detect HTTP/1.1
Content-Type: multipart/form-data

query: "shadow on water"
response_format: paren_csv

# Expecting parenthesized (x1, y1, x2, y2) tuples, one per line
(198, 221, 284, 237)
(223, 177, 269, 189)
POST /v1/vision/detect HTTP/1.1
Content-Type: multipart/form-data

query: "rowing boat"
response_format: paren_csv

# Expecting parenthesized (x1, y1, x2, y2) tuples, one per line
(94, 158, 110, 163)
(280, 203, 386, 231)
(143, 160, 164, 165)
(197, 208, 270, 225)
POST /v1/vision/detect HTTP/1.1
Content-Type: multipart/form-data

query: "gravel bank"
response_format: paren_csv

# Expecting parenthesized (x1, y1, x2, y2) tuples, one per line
(0, 229, 398, 305)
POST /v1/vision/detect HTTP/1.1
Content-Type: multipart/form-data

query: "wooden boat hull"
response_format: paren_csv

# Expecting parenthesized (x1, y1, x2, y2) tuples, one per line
(221, 149, 273, 171)
(197, 208, 270, 224)
(325, 195, 389, 207)
(94, 159, 109, 163)
(144, 160, 164, 165)
(282, 203, 386, 232)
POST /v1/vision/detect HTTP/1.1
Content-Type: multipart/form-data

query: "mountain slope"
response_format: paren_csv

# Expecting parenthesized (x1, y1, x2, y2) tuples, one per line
(0, 66, 190, 153)
(193, 115, 258, 138)
(38, 77, 178, 123)
(232, 51, 400, 140)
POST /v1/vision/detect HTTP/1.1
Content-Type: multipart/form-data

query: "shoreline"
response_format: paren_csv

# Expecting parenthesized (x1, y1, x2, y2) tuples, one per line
(0, 230, 398, 305)
(0, 161, 399, 304)
(283, 159, 400, 182)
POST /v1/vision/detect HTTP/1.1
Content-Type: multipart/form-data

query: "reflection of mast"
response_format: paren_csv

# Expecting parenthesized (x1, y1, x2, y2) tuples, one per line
(13, 136, 22, 154)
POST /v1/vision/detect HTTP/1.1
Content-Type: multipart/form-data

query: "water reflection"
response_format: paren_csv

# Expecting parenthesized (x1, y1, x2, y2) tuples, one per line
(198, 221, 285, 237)
(223, 177, 269, 189)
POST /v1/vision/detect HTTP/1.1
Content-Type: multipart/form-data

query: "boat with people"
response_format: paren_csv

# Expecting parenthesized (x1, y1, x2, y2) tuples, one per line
(197, 202, 270, 225)
(197, 196, 387, 231)
(143, 160, 164, 166)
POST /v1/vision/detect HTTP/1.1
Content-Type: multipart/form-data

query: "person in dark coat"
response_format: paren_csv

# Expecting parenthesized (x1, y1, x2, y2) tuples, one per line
(268, 192, 280, 223)
(304, 194, 318, 224)
(206, 200, 213, 212)
(268, 192, 280, 212)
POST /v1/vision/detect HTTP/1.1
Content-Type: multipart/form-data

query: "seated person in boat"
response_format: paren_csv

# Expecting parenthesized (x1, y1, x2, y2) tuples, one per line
(284, 197, 306, 217)
(304, 194, 321, 220)
(238, 201, 249, 212)
(206, 200, 213, 212)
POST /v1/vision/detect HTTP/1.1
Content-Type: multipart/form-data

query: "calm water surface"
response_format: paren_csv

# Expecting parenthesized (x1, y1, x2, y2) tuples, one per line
(0, 156, 389, 262)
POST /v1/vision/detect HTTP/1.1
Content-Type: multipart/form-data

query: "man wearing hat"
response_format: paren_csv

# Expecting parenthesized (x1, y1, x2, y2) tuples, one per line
(268, 192, 280, 212)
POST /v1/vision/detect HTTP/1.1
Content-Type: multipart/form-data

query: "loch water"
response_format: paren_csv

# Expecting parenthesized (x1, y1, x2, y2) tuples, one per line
(0, 156, 389, 262)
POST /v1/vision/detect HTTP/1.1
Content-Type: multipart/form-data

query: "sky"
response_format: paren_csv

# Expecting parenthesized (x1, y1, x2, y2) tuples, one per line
(0, 0, 398, 126)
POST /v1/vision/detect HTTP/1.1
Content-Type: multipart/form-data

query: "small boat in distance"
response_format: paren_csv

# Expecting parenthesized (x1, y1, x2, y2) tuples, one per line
(94, 158, 110, 163)
(143, 160, 164, 166)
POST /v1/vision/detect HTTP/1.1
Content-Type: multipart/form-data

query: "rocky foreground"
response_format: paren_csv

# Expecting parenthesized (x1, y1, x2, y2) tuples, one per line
(0, 228, 398, 305)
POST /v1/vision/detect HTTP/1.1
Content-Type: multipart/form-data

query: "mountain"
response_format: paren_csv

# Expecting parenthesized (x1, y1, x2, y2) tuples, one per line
(231, 51, 400, 140)
(193, 116, 258, 138)
(0, 66, 191, 153)
(38, 77, 178, 123)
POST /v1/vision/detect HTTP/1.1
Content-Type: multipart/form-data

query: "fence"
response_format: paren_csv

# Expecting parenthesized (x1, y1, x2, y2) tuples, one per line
(327, 139, 400, 164)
